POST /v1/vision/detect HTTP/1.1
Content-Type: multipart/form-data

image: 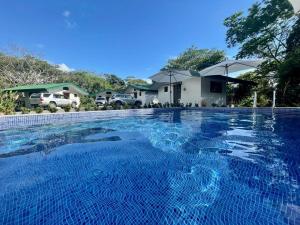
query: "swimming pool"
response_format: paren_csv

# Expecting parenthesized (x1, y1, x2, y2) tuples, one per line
(0, 109, 299, 224)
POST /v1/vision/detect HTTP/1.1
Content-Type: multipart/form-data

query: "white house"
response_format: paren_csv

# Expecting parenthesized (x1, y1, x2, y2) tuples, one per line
(151, 70, 253, 107)
(125, 84, 158, 105)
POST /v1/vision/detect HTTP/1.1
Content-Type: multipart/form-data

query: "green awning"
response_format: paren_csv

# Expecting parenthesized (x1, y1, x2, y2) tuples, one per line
(127, 83, 157, 91)
(3, 83, 89, 95)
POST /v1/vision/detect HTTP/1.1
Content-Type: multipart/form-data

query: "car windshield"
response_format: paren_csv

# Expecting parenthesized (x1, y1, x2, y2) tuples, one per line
(30, 94, 41, 98)
(97, 97, 105, 100)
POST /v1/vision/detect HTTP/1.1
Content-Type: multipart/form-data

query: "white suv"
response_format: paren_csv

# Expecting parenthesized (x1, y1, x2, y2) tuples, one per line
(110, 94, 142, 107)
(29, 93, 79, 108)
(95, 97, 107, 105)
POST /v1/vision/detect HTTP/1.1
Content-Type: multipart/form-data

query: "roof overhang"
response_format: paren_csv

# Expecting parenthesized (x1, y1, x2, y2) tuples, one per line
(3, 83, 89, 95)
(204, 75, 256, 85)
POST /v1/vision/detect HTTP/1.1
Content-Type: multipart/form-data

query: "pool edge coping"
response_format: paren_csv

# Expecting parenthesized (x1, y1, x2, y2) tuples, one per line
(1, 107, 299, 130)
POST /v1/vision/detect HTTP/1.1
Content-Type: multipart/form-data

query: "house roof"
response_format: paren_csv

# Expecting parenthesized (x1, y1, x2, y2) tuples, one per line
(127, 83, 157, 91)
(3, 83, 89, 95)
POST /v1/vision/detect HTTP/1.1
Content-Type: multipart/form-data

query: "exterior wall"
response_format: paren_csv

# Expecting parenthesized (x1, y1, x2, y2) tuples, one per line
(144, 92, 157, 105)
(156, 77, 226, 106)
(180, 77, 202, 105)
(127, 88, 157, 105)
(157, 78, 202, 105)
(200, 77, 226, 106)
(157, 85, 174, 104)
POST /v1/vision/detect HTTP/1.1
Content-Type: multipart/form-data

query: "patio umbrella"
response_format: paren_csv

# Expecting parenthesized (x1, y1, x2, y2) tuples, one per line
(199, 59, 264, 77)
(289, 0, 300, 13)
(200, 59, 264, 105)
(150, 69, 200, 104)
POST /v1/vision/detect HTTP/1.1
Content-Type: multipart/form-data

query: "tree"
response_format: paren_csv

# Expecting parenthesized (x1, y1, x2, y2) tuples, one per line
(0, 53, 65, 87)
(104, 74, 126, 90)
(224, 0, 295, 74)
(59, 71, 112, 95)
(277, 16, 300, 106)
(125, 76, 148, 85)
(224, 0, 299, 106)
(163, 46, 225, 71)
(232, 72, 272, 106)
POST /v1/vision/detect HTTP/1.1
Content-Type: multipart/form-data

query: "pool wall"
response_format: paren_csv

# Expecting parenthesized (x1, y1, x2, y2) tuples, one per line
(0, 107, 299, 130)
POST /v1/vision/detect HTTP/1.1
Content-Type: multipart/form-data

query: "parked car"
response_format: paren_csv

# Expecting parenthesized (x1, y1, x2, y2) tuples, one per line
(29, 93, 79, 108)
(110, 94, 142, 107)
(95, 97, 107, 105)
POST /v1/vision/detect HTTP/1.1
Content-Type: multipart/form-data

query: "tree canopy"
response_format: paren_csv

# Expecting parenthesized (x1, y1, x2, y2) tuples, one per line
(125, 76, 148, 85)
(58, 71, 113, 96)
(0, 51, 128, 95)
(0, 54, 65, 88)
(163, 46, 225, 71)
(224, 0, 299, 106)
(224, 0, 294, 62)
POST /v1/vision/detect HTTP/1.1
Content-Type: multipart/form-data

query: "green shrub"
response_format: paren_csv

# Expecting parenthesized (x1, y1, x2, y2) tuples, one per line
(0, 91, 17, 115)
(21, 107, 30, 114)
(123, 103, 130, 109)
(84, 104, 92, 111)
(35, 107, 43, 114)
(143, 104, 148, 108)
(211, 103, 218, 107)
(64, 104, 71, 112)
(258, 95, 271, 107)
(238, 96, 253, 107)
(48, 105, 58, 113)
(201, 100, 207, 107)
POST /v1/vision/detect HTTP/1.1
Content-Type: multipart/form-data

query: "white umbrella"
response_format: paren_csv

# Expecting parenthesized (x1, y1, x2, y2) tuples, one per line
(150, 69, 200, 83)
(199, 60, 264, 77)
(150, 69, 200, 104)
(289, 0, 300, 13)
(199, 59, 263, 105)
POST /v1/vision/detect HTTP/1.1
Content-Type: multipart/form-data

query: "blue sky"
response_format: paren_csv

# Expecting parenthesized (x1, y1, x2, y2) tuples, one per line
(0, 0, 254, 78)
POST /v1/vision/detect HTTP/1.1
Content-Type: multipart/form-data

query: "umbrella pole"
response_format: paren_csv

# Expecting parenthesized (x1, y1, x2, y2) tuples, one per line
(225, 65, 229, 106)
(169, 70, 172, 105)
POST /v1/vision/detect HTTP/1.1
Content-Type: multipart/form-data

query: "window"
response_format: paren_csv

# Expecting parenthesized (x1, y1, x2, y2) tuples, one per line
(63, 87, 69, 90)
(74, 94, 78, 97)
(43, 94, 51, 98)
(164, 86, 168, 92)
(53, 94, 63, 99)
(210, 81, 222, 93)
(30, 93, 41, 98)
(139, 91, 142, 96)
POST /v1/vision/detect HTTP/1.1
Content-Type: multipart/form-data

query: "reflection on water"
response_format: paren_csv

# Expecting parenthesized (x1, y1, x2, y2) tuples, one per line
(0, 126, 119, 158)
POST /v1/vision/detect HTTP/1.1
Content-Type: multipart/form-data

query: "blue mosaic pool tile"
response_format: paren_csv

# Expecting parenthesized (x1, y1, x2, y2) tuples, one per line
(0, 109, 299, 224)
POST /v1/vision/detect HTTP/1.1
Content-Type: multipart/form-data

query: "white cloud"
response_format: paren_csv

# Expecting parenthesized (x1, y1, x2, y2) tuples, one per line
(57, 63, 75, 72)
(62, 10, 76, 29)
(62, 10, 71, 18)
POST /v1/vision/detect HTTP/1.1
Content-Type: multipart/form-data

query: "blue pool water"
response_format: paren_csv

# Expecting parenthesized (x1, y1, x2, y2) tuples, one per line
(0, 109, 299, 225)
